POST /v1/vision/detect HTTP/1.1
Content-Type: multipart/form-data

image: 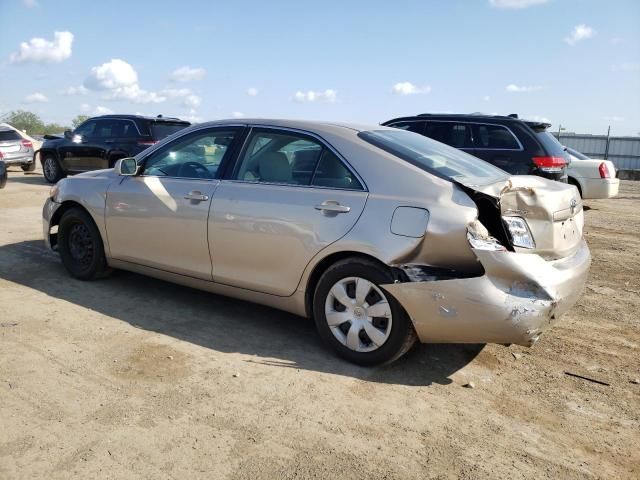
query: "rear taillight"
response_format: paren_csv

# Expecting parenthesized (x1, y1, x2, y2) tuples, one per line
(532, 156, 566, 173)
(138, 140, 158, 146)
(22, 139, 33, 148)
(598, 162, 610, 178)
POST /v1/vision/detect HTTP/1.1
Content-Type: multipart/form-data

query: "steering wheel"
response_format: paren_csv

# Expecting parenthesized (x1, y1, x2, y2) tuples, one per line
(178, 161, 211, 179)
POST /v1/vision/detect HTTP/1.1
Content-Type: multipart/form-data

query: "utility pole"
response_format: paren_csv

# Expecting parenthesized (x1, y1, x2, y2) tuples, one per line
(604, 125, 611, 160)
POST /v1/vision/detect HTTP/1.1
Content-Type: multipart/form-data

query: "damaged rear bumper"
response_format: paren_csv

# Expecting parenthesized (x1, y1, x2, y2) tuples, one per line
(382, 240, 591, 346)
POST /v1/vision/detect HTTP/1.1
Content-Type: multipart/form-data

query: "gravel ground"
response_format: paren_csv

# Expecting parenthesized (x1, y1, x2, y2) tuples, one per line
(1, 165, 638, 479)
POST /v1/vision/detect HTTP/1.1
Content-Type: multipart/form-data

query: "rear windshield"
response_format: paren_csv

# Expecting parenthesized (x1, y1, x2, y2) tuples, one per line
(358, 129, 508, 184)
(0, 130, 21, 141)
(150, 122, 190, 140)
(532, 129, 567, 157)
(566, 147, 589, 160)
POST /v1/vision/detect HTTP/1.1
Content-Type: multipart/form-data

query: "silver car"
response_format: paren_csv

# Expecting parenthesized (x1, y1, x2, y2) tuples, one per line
(43, 119, 590, 365)
(0, 126, 35, 171)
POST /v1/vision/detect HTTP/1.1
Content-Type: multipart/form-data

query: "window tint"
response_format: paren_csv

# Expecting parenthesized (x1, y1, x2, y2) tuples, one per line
(473, 124, 520, 149)
(311, 150, 363, 190)
(233, 130, 324, 185)
(0, 130, 21, 141)
(143, 129, 237, 179)
(74, 120, 97, 137)
(388, 121, 425, 134)
(94, 120, 121, 138)
(150, 122, 190, 140)
(122, 121, 139, 138)
(359, 129, 508, 184)
(424, 122, 471, 148)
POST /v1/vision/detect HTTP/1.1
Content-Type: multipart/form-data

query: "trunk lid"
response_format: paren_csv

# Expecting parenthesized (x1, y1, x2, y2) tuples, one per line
(469, 175, 584, 259)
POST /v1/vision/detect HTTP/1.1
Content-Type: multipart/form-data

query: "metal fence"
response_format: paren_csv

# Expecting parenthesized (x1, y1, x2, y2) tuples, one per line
(553, 133, 640, 171)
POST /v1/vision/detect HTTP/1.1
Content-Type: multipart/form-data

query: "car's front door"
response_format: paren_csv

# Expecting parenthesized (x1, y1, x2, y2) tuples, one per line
(59, 119, 99, 172)
(209, 128, 368, 296)
(105, 127, 243, 279)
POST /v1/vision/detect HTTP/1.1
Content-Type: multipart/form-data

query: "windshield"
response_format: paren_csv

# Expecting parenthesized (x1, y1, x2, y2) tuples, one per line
(565, 147, 589, 160)
(358, 129, 508, 184)
(150, 122, 190, 140)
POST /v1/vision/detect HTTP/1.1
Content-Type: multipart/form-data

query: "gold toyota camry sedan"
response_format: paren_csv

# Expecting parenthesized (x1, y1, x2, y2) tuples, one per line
(43, 119, 591, 365)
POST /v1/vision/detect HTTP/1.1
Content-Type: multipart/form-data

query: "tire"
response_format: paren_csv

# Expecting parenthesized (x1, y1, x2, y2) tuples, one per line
(58, 207, 112, 280)
(313, 257, 417, 366)
(21, 162, 36, 172)
(43, 156, 64, 183)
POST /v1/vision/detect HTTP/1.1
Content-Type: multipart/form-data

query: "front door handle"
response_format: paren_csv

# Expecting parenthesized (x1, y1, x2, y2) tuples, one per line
(184, 191, 209, 202)
(314, 200, 351, 214)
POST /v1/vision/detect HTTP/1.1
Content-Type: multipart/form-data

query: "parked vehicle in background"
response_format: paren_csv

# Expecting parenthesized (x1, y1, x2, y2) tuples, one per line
(565, 146, 619, 199)
(0, 126, 36, 172)
(0, 158, 7, 188)
(38, 115, 190, 183)
(43, 119, 590, 365)
(382, 113, 570, 183)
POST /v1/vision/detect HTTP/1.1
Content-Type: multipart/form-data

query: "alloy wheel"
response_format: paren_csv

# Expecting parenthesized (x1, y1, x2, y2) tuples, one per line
(324, 276, 393, 353)
(44, 158, 57, 181)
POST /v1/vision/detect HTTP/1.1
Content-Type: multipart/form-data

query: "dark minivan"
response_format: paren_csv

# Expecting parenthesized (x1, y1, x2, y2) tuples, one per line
(382, 113, 569, 182)
(39, 114, 190, 183)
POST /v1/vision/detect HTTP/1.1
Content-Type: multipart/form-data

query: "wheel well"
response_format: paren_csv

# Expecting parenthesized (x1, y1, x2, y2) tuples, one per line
(304, 251, 391, 318)
(48, 201, 91, 249)
(567, 176, 582, 196)
(39, 149, 59, 165)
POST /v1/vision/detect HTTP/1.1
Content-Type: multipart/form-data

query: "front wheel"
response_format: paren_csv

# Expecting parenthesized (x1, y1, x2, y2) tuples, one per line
(313, 258, 416, 366)
(43, 156, 64, 183)
(58, 208, 112, 280)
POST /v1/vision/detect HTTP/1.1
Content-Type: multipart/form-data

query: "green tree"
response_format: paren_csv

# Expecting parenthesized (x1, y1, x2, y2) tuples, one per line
(71, 115, 89, 129)
(3, 110, 45, 135)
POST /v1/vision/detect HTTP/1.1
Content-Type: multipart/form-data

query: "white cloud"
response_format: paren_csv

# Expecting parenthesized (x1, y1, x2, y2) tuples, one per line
(159, 88, 191, 97)
(483, 95, 491, 102)
(488, 0, 548, 8)
(392, 82, 431, 95)
(247, 87, 259, 97)
(293, 89, 337, 103)
(611, 62, 639, 72)
(85, 59, 138, 90)
(506, 84, 542, 93)
(183, 95, 202, 109)
(84, 59, 166, 104)
(23, 0, 38, 7)
(169, 66, 206, 82)
(10, 31, 73, 64)
(80, 103, 114, 116)
(564, 24, 594, 46)
(59, 85, 88, 96)
(182, 109, 203, 123)
(23, 92, 48, 103)
(231, 111, 245, 118)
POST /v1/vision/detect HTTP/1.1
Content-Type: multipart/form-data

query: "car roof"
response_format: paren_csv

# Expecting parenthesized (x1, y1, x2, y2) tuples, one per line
(384, 113, 552, 129)
(91, 114, 190, 123)
(194, 118, 388, 135)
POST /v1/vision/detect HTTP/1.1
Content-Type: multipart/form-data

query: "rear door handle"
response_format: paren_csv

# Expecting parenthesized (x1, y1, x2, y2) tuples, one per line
(314, 200, 351, 214)
(184, 191, 209, 202)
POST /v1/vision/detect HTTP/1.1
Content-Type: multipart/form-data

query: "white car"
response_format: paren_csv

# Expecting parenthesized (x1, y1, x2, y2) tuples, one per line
(565, 147, 619, 199)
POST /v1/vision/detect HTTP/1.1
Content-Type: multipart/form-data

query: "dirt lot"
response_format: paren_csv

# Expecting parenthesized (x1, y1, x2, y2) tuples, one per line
(1, 165, 638, 480)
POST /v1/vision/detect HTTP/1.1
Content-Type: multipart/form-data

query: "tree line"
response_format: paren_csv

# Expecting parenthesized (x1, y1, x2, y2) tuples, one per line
(0, 110, 89, 136)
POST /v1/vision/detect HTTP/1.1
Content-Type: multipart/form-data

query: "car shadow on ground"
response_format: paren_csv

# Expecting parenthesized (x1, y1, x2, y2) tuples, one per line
(5, 173, 47, 185)
(0, 239, 484, 387)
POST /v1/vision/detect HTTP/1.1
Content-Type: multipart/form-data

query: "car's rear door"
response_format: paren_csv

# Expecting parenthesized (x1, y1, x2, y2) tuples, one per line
(209, 127, 368, 296)
(105, 126, 243, 279)
(423, 121, 476, 155)
(468, 123, 525, 174)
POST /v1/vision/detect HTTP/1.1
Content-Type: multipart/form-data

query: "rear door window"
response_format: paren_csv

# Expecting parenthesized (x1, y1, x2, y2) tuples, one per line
(150, 122, 190, 140)
(424, 122, 472, 148)
(388, 121, 426, 134)
(472, 124, 521, 150)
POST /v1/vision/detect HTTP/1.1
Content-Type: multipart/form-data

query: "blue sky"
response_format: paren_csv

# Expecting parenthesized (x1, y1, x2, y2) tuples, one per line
(0, 0, 638, 135)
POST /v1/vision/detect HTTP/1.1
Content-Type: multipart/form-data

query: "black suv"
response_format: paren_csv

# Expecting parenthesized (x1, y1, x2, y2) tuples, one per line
(39, 114, 190, 183)
(382, 113, 569, 182)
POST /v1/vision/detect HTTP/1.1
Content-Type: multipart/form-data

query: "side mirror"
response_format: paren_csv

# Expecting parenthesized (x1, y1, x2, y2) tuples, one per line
(116, 157, 139, 176)
(64, 129, 73, 139)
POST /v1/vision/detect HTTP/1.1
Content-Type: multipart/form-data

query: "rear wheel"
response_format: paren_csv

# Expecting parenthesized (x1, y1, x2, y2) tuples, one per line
(58, 208, 112, 280)
(313, 258, 416, 366)
(21, 162, 36, 172)
(43, 156, 64, 183)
